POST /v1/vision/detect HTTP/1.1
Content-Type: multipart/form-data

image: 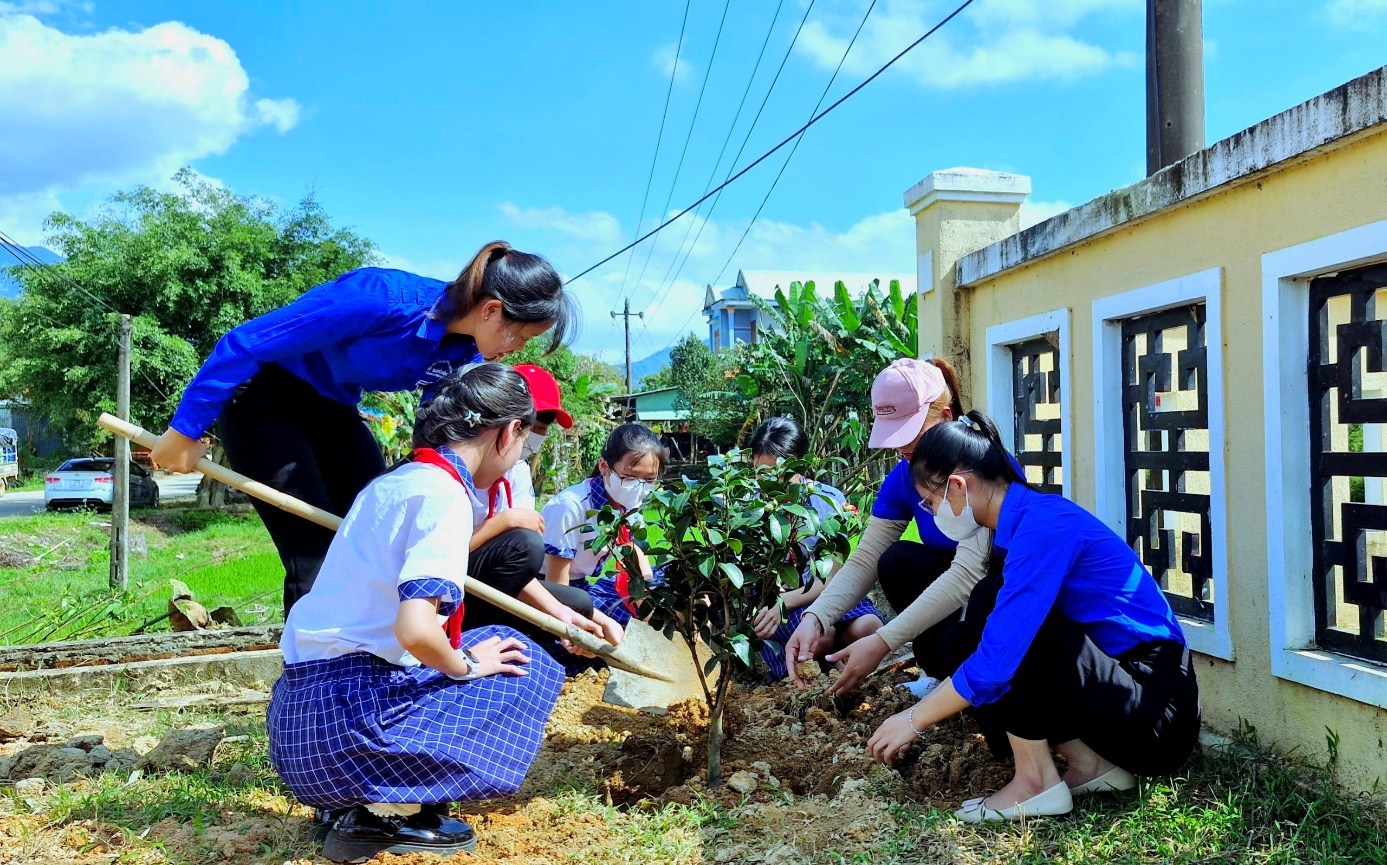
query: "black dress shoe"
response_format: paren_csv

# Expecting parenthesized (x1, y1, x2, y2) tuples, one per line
(323, 806, 478, 863)
(308, 808, 349, 843)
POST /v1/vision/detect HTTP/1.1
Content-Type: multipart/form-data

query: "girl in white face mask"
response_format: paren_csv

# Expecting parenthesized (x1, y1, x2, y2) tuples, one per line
(865, 412, 1199, 827)
(539, 424, 667, 647)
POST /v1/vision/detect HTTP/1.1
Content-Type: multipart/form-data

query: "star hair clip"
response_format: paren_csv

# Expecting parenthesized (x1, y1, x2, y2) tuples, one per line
(462, 409, 482, 426)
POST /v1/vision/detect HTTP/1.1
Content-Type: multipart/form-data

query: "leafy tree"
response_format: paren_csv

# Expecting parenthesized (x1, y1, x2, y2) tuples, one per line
(0, 169, 378, 445)
(735, 278, 918, 506)
(639, 364, 675, 391)
(593, 450, 857, 787)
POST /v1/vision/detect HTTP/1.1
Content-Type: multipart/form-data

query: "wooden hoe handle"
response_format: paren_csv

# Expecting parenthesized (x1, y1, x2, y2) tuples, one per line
(96, 413, 674, 682)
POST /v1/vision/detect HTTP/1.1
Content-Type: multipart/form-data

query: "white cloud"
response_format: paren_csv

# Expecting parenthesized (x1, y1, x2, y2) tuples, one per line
(796, 0, 1139, 89)
(0, 10, 299, 230)
(499, 202, 917, 358)
(1019, 198, 1072, 229)
(650, 42, 693, 83)
(1327, 0, 1387, 24)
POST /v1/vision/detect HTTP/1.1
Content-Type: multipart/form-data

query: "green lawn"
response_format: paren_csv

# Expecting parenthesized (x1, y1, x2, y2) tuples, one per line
(0, 504, 282, 644)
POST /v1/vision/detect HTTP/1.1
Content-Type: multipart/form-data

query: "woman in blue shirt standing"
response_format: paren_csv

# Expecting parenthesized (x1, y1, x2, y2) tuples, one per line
(150, 241, 574, 613)
(866, 412, 1200, 822)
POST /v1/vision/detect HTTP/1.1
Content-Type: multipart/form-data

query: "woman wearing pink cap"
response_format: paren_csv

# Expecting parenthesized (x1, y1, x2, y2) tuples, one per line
(784, 357, 999, 709)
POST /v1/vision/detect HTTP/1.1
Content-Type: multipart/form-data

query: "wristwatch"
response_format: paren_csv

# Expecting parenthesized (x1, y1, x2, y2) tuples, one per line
(448, 648, 482, 682)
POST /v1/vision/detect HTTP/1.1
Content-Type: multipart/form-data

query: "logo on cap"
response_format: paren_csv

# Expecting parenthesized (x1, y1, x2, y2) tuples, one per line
(875, 403, 897, 417)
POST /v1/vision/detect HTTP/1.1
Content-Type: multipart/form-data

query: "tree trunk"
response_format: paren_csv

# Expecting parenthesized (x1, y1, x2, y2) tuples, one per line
(706, 670, 731, 788)
(195, 444, 230, 509)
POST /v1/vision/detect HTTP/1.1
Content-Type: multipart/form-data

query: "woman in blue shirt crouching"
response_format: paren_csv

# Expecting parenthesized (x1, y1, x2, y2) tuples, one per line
(866, 411, 1200, 822)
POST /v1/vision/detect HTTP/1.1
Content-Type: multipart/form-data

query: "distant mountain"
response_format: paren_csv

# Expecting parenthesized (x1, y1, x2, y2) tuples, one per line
(0, 245, 62, 299)
(629, 337, 710, 391)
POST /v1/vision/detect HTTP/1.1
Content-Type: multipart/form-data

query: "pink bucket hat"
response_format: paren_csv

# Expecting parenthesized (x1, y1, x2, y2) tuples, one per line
(867, 359, 948, 449)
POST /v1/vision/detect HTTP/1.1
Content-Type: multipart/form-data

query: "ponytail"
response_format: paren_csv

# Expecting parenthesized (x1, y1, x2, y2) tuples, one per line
(909, 410, 1029, 491)
(437, 241, 578, 353)
(927, 357, 965, 420)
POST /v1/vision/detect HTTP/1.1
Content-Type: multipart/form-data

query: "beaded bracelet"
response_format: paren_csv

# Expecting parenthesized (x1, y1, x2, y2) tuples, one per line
(907, 705, 929, 739)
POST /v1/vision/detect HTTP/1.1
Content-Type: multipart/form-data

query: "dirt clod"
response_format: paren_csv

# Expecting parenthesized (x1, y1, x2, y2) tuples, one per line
(0, 708, 36, 740)
(727, 769, 758, 794)
(13, 777, 44, 796)
(138, 724, 225, 772)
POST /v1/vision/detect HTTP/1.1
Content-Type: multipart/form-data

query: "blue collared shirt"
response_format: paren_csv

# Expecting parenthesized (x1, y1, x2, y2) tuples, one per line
(951, 483, 1186, 706)
(170, 268, 483, 439)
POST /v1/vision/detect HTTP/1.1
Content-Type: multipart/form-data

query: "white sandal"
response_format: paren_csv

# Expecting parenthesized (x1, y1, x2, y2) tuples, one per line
(953, 781, 1073, 823)
(1068, 766, 1138, 797)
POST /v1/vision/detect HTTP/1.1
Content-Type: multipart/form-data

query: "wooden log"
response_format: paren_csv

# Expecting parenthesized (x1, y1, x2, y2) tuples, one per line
(0, 626, 283, 672)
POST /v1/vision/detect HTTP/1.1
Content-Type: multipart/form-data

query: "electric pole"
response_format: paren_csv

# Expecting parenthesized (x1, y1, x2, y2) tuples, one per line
(110, 314, 131, 591)
(1146, 0, 1204, 175)
(610, 298, 644, 395)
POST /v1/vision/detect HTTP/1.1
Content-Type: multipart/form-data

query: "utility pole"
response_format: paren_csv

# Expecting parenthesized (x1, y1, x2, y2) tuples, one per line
(110, 314, 131, 591)
(610, 298, 644, 395)
(1146, 0, 1205, 175)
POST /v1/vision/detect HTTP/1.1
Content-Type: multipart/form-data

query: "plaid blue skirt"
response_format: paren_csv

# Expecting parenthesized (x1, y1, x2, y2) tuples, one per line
(266, 625, 563, 809)
(760, 597, 882, 681)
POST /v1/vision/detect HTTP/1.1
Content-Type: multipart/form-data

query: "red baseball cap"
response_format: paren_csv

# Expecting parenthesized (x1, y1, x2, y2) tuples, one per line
(867, 359, 947, 449)
(513, 364, 574, 429)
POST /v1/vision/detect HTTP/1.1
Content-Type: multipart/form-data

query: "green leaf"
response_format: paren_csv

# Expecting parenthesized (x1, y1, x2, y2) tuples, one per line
(706, 527, 725, 544)
(888, 278, 905, 320)
(719, 561, 745, 588)
(731, 633, 753, 668)
(835, 281, 862, 332)
(704, 655, 721, 676)
(767, 513, 786, 545)
(698, 555, 716, 578)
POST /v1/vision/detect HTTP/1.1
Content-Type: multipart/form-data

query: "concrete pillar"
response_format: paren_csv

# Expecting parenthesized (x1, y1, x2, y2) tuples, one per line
(903, 167, 1030, 406)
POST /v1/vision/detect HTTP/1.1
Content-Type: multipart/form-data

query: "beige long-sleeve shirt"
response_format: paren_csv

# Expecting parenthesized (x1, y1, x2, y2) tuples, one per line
(804, 516, 992, 650)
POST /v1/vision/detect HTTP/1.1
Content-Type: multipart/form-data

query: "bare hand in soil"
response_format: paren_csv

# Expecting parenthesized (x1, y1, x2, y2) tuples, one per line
(465, 635, 531, 678)
(867, 709, 919, 766)
(784, 614, 824, 690)
(825, 633, 891, 696)
(752, 601, 785, 639)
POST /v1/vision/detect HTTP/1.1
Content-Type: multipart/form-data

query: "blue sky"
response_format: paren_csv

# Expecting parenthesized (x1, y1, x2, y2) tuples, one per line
(2, 0, 1385, 364)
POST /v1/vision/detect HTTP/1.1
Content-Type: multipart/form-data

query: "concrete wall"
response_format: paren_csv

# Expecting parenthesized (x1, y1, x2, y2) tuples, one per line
(909, 70, 1387, 792)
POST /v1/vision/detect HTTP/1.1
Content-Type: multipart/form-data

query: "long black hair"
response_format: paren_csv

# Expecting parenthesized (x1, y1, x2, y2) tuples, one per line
(437, 240, 578, 353)
(909, 410, 1030, 492)
(413, 363, 535, 450)
(592, 423, 666, 478)
(749, 416, 809, 461)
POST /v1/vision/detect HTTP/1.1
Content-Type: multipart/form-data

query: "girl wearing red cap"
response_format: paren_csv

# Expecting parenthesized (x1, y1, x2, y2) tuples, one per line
(784, 357, 1002, 719)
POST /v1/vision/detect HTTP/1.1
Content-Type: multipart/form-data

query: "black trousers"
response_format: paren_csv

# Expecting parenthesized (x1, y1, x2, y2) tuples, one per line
(875, 540, 968, 676)
(219, 365, 385, 616)
(463, 528, 594, 638)
(909, 554, 1202, 775)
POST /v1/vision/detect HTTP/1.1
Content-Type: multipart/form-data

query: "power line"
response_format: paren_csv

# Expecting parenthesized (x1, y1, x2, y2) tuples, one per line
(616, 0, 692, 305)
(712, 0, 880, 286)
(567, 0, 977, 285)
(647, 0, 816, 320)
(629, 0, 733, 298)
(648, 0, 789, 310)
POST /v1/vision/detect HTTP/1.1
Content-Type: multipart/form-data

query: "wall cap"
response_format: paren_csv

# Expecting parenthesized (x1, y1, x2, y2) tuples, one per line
(903, 167, 1031, 215)
(958, 64, 1387, 286)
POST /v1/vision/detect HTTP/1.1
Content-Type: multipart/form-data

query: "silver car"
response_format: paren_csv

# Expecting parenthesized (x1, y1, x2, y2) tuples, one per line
(45, 458, 160, 511)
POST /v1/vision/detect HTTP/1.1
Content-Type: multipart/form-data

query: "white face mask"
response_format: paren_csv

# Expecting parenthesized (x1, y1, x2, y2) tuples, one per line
(605, 471, 652, 510)
(932, 477, 982, 541)
(521, 432, 547, 460)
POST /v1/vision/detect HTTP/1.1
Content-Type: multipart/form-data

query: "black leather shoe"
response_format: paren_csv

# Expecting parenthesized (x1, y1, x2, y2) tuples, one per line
(322, 806, 478, 863)
(308, 808, 349, 843)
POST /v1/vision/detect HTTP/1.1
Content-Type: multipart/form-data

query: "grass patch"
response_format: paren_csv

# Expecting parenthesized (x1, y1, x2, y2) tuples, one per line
(0, 504, 281, 644)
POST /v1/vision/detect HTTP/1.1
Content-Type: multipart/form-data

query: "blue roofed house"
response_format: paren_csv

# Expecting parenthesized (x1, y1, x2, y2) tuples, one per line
(702, 269, 917, 352)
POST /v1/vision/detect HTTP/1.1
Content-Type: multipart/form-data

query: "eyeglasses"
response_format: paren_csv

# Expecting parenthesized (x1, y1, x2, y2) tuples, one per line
(612, 468, 660, 487)
(916, 469, 972, 515)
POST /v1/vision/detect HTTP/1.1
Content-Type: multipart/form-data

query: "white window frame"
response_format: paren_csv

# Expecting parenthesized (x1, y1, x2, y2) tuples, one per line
(1263, 218, 1387, 709)
(1091, 268, 1233, 661)
(985, 309, 1073, 499)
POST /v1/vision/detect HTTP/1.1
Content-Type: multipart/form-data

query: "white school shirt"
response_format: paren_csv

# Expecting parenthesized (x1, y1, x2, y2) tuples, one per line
(281, 461, 474, 666)
(539, 477, 611, 580)
(467, 461, 537, 528)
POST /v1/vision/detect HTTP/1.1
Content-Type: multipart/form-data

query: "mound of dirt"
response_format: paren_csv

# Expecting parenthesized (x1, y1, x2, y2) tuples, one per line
(527, 666, 1011, 809)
